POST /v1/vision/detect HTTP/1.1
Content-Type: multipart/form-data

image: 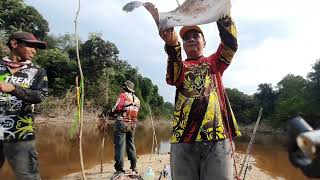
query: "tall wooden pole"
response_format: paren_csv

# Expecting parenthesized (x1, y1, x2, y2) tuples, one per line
(74, 0, 86, 179)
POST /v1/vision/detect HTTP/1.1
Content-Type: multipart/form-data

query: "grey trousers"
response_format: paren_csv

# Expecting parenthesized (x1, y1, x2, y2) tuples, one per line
(170, 139, 233, 180)
(0, 140, 41, 180)
(114, 121, 137, 171)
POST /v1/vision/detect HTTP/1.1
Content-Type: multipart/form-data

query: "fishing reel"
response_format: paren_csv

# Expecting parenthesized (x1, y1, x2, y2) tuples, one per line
(98, 109, 117, 120)
(287, 116, 320, 178)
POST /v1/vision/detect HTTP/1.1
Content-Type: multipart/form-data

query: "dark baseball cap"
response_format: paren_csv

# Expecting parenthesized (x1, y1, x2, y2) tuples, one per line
(6, 32, 47, 49)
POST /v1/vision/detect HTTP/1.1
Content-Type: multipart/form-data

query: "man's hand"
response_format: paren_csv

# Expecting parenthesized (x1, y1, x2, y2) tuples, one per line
(0, 83, 15, 93)
(109, 110, 116, 117)
(159, 27, 179, 46)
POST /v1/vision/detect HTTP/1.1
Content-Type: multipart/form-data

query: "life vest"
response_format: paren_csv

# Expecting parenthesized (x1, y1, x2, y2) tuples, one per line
(122, 92, 140, 123)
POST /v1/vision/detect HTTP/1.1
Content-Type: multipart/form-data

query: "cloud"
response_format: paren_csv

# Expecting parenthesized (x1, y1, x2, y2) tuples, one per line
(25, 0, 320, 102)
(233, 0, 320, 21)
(224, 29, 320, 95)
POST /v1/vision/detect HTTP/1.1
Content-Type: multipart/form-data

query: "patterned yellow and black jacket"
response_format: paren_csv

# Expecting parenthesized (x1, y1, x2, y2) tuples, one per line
(0, 59, 48, 142)
(165, 15, 241, 143)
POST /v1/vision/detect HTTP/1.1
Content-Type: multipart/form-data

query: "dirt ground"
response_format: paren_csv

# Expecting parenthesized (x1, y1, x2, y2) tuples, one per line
(61, 152, 275, 180)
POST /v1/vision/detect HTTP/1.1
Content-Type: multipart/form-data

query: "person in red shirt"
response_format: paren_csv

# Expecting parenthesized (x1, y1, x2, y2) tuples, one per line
(159, 14, 240, 180)
(112, 80, 140, 173)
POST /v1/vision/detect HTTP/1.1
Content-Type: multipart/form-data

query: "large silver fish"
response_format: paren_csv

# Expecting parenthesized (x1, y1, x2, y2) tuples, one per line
(123, 0, 231, 30)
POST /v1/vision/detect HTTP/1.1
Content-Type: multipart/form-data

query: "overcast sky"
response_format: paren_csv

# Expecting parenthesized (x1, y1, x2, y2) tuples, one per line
(25, 0, 320, 102)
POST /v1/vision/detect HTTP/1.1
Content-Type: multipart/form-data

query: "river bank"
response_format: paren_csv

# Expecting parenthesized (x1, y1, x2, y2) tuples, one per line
(36, 115, 287, 180)
(1, 115, 307, 180)
(61, 152, 274, 180)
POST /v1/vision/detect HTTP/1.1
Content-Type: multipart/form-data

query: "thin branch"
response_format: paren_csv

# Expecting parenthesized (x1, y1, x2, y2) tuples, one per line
(74, 0, 86, 179)
(100, 137, 105, 173)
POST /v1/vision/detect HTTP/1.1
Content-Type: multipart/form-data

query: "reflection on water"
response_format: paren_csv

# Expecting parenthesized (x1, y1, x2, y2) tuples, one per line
(0, 122, 172, 180)
(236, 134, 308, 180)
(0, 123, 310, 180)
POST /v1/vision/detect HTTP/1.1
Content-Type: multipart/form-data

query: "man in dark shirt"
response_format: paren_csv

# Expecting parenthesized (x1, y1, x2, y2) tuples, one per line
(0, 32, 48, 180)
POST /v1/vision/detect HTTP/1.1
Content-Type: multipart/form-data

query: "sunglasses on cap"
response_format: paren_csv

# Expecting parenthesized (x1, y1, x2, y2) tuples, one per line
(16, 40, 40, 49)
(182, 32, 203, 41)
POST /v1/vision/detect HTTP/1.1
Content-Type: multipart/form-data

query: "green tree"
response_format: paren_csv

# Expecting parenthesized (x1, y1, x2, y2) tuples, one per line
(163, 102, 174, 118)
(273, 74, 308, 126)
(307, 59, 320, 102)
(226, 88, 256, 124)
(0, 0, 49, 38)
(81, 33, 119, 82)
(33, 48, 78, 96)
(44, 33, 77, 52)
(254, 83, 277, 118)
(306, 59, 320, 126)
(0, 1, 173, 122)
(140, 77, 153, 102)
(149, 85, 164, 116)
(308, 59, 320, 84)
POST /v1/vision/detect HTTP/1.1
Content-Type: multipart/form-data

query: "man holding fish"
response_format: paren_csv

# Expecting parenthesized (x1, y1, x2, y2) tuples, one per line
(159, 13, 241, 180)
(123, 0, 241, 179)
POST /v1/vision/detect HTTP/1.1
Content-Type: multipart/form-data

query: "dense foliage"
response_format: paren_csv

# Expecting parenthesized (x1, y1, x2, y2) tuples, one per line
(226, 65, 320, 128)
(0, 0, 49, 38)
(0, 0, 319, 127)
(33, 32, 174, 120)
(0, 0, 173, 120)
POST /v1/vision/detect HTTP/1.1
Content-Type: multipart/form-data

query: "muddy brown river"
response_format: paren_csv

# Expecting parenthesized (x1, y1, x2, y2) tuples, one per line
(0, 122, 308, 180)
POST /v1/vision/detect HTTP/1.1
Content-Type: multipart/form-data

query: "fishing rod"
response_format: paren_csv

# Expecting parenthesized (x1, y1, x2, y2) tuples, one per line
(176, 0, 181, 7)
(238, 107, 263, 178)
(149, 105, 159, 160)
(242, 151, 253, 180)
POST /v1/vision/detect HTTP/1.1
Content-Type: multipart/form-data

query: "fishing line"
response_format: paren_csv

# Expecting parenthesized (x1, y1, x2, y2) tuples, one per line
(149, 105, 159, 160)
(238, 107, 263, 178)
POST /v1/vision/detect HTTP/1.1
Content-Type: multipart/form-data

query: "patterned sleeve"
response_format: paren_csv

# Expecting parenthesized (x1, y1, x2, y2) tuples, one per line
(215, 14, 238, 73)
(165, 42, 183, 86)
(11, 68, 48, 104)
